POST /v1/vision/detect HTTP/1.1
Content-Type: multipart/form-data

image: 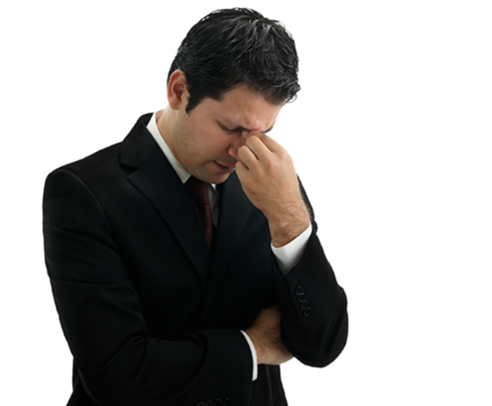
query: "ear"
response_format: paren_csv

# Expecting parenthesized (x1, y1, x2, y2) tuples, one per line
(167, 70, 189, 110)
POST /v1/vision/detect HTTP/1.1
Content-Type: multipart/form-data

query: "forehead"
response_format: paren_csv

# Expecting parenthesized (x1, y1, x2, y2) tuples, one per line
(203, 85, 282, 131)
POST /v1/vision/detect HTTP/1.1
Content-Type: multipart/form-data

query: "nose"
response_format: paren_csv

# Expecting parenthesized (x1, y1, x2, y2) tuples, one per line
(227, 134, 247, 160)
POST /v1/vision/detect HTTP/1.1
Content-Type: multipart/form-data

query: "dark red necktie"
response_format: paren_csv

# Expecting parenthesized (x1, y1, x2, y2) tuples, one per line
(185, 176, 213, 249)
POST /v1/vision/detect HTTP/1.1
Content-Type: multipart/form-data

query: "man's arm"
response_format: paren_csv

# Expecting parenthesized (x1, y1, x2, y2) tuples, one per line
(236, 131, 348, 367)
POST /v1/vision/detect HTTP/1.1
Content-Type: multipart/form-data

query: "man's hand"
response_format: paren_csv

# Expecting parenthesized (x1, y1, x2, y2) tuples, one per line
(244, 306, 293, 365)
(235, 131, 310, 247)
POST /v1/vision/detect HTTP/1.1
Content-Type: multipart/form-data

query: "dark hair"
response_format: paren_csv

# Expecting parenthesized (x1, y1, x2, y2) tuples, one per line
(168, 8, 300, 113)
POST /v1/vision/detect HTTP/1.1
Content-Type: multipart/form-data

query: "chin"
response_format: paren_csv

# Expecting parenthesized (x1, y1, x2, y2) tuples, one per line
(199, 162, 236, 184)
(211, 172, 232, 185)
(193, 170, 229, 185)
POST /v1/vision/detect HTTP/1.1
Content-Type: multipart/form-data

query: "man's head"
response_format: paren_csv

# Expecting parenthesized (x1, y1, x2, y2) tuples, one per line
(167, 8, 300, 113)
(160, 8, 299, 184)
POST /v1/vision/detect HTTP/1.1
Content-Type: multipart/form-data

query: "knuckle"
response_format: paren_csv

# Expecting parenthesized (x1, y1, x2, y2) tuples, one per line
(265, 160, 277, 173)
(278, 149, 290, 161)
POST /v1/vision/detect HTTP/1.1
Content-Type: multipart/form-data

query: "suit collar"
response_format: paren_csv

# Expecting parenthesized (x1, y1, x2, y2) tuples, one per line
(146, 112, 192, 184)
(121, 114, 210, 284)
(120, 113, 156, 168)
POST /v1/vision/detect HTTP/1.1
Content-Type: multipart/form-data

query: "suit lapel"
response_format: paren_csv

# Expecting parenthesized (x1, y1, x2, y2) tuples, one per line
(199, 172, 254, 323)
(121, 115, 210, 285)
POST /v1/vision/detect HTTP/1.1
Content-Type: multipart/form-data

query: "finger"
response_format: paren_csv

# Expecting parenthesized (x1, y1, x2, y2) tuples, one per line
(235, 160, 249, 178)
(237, 144, 259, 169)
(244, 130, 283, 153)
(244, 135, 272, 163)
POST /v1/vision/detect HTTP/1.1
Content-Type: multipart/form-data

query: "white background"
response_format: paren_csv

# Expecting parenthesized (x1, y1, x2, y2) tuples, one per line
(1, 1, 491, 404)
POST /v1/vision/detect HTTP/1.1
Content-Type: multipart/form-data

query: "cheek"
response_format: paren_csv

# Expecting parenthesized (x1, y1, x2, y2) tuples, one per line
(205, 132, 231, 156)
(185, 135, 216, 163)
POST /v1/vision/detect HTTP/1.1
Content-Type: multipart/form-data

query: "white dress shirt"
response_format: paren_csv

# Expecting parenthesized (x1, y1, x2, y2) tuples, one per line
(146, 112, 312, 380)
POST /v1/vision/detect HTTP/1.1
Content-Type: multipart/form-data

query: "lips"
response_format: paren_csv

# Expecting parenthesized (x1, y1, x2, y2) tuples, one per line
(215, 161, 236, 173)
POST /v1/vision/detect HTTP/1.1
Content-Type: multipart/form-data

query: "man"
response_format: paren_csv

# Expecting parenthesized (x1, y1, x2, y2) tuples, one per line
(43, 8, 348, 406)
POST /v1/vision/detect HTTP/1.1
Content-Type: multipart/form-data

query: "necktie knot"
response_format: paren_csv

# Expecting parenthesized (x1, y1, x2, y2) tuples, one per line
(186, 176, 210, 206)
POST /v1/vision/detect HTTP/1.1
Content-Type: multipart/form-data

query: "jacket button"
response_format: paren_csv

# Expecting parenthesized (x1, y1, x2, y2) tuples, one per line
(214, 399, 222, 406)
(295, 285, 304, 295)
(223, 397, 230, 406)
(303, 307, 311, 317)
(196, 402, 206, 406)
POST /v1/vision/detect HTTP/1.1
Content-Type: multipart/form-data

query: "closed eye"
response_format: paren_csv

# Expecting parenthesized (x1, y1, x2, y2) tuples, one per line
(219, 124, 243, 134)
(218, 122, 274, 134)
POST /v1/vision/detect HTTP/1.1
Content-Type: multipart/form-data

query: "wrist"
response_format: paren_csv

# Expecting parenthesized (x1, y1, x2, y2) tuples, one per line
(268, 203, 310, 247)
(244, 328, 266, 364)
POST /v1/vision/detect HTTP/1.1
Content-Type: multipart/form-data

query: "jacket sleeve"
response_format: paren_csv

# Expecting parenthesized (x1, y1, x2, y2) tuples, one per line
(274, 179, 348, 367)
(43, 168, 253, 406)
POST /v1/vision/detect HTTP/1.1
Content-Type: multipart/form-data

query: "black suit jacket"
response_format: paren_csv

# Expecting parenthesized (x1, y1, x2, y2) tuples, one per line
(43, 114, 348, 406)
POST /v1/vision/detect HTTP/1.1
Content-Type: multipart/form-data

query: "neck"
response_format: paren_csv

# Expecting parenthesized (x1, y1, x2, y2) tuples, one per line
(156, 107, 179, 161)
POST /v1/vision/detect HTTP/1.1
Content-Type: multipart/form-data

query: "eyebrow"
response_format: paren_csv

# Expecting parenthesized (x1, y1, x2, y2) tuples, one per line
(220, 118, 275, 134)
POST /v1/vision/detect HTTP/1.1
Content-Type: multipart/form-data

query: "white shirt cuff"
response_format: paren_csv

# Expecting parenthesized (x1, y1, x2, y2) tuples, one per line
(240, 330, 258, 381)
(271, 223, 312, 276)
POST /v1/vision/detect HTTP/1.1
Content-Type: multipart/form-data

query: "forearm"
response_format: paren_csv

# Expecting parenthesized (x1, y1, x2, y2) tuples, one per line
(76, 329, 253, 405)
(274, 231, 348, 367)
